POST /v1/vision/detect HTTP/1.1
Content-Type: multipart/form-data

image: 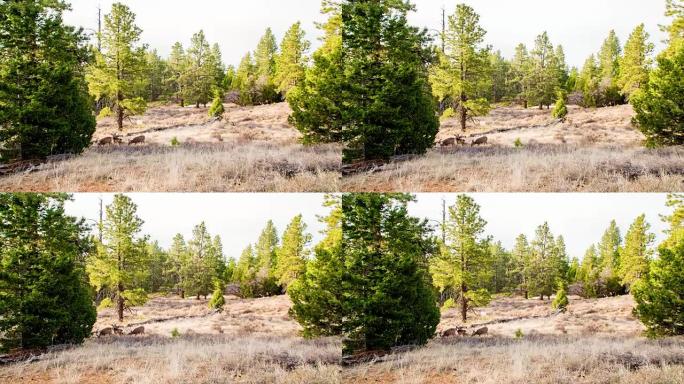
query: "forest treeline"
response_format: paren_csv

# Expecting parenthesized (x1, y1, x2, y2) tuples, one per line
(1, 0, 682, 162)
(1, 193, 682, 354)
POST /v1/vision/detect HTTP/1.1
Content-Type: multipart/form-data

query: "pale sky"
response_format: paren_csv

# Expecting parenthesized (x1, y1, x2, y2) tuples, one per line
(409, 193, 670, 259)
(62, 0, 670, 68)
(63, 193, 672, 262)
(64, 193, 331, 261)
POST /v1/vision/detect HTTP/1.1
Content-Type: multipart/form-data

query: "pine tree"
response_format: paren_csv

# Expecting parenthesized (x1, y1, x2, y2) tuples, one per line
(552, 280, 569, 311)
(168, 42, 189, 106)
(87, 194, 150, 322)
(287, 4, 345, 144)
(528, 223, 558, 300)
(86, 3, 147, 131)
(430, 4, 491, 132)
(186, 30, 216, 108)
(183, 222, 221, 299)
(254, 28, 280, 103)
(208, 279, 226, 309)
(234, 53, 257, 106)
(631, 42, 684, 146)
(488, 241, 514, 294)
(619, 214, 654, 289)
(511, 44, 534, 108)
(598, 30, 623, 105)
(578, 54, 602, 107)
(664, 0, 684, 55)
(597, 220, 624, 296)
(274, 22, 310, 96)
(618, 24, 654, 99)
(554, 45, 570, 91)
(632, 196, 684, 337)
(144, 241, 170, 293)
(512, 234, 532, 298)
(144, 49, 168, 102)
(208, 89, 225, 118)
(289, 195, 344, 338)
(0, 193, 96, 351)
(579, 245, 601, 298)
(0, 0, 95, 161)
(430, 195, 492, 322)
(167, 233, 188, 298)
(567, 257, 580, 283)
(530, 32, 559, 109)
(233, 245, 257, 297)
(254, 220, 281, 296)
(489, 51, 512, 103)
(341, 0, 438, 161)
(275, 215, 312, 289)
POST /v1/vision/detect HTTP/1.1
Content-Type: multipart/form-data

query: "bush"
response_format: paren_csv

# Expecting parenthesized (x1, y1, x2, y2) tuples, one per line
(514, 329, 524, 339)
(170, 137, 180, 147)
(514, 138, 524, 148)
(441, 297, 456, 311)
(552, 91, 568, 120)
(552, 282, 569, 311)
(208, 280, 226, 309)
(171, 328, 180, 338)
(208, 92, 225, 118)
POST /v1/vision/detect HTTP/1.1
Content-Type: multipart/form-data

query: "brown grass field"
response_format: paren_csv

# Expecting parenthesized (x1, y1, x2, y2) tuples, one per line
(0, 103, 341, 192)
(2, 294, 683, 384)
(342, 105, 684, 192)
(1, 103, 683, 192)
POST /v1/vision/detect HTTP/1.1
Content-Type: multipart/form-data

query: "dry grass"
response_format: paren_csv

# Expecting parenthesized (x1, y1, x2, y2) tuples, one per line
(0, 103, 341, 192)
(345, 104, 684, 192)
(342, 145, 684, 192)
(2, 295, 683, 384)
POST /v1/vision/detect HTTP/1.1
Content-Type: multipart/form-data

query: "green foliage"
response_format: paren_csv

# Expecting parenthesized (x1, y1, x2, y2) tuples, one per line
(171, 328, 180, 338)
(430, 4, 491, 132)
(274, 23, 310, 95)
(0, 0, 95, 161)
(530, 32, 561, 109)
(254, 28, 280, 104)
(552, 91, 568, 120)
(208, 90, 225, 118)
(170, 137, 180, 147)
(0, 194, 96, 351)
(441, 298, 456, 311)
(287, 7, 345, 144)
(514, 138, 524, 148)
(208, 280, 226, 309)
(181, 222, 225, 299)
(514, 329, 524, 339)
(275, 215, 311, 289)
(511, 43, 534, 108)
(86, 194, 150, 322)
(577, 55, 602, 107)
(631, 43, 684, 147)
(86, 3, 148, 131)
(430, 195, 492, 322)
(619, 215, 654, 288)
(98, 297, 114, 311)
(598, 30, 624, 106)
(618, 24, 654, 99)
(291, 194, 439, 355)
(632, 198, 684, 337)
(552, 281, 569, 310)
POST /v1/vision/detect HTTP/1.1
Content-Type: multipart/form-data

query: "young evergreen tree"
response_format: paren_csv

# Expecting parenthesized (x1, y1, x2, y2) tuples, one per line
(598, 30, 624, 105)
(167, 233, 189, 298)
(254, 220, 281, 296)
(208, 279, 226, 309)
(597, 220, 624, 296)
(287, 3, 345, 144)
(144, 49, 168, 102)
(0, 193, 96, 351)
(664, 0, 684, 55)
(430, 4, 491, 132)
(618, 24, 654, 99)
(342, 0, 438, 161)
(275, 215, 312, 289)
(0, 0, 95, 161)
(183, 222, 222, 299)
(512, 234, 532, 298)
(527, 223, 559, 300)
(619, 214, 654, 289)
(631, 42, 684, 146)
(208, 89, 225, 118)
(233, 245, 258, 297)
(274, 22, 311, 96)
(489, 51, 512, 103)
(552, 280, 569, 311)
(292, 194, 439, 354)
(234, 52, 257, 106)
(552, 90, 568, 120)
(168, 42, 189, 106)
(578, 245, 601, 298)
(430, 195, 492, 322)
(87, 194, 150, 322)
(86, 3, 147, 131)
(632, 196, 684, 337)
(578, 54, 602, 107)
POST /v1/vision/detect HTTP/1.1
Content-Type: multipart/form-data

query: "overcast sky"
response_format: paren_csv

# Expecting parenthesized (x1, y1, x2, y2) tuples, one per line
(409, 193, 670, 259)
(63, 0, 670, 68)
(64, 193, 331, 260)
(64, 193, 671, 262)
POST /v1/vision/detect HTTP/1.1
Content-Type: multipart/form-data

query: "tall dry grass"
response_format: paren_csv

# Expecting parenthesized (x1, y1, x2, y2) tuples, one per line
(0, 142, 341, 192)
(342, 145, 684, 192)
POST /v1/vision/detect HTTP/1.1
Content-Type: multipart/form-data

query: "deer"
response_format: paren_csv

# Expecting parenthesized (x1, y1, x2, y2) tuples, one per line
(128, 326, 145, 336)
(471, 136, 488, 146)
(128, 135, 145, 145)
(97, 137, 113, 146)
(472, 327, 489, 337)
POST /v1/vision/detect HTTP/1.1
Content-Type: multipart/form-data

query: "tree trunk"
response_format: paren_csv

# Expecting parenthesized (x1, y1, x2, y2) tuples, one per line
(117, 282, 124, 322)
(196, 293, 200, 300)
(180, 289, 185, 299)
(116, 92, 124, 132)
(523, 100, 528, 109)
(524, 290, 528, 299)
(180, 98, 185, 108)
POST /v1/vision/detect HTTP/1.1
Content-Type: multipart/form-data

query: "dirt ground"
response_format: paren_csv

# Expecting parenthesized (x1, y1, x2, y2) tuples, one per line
(3, 294, 683, 384)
